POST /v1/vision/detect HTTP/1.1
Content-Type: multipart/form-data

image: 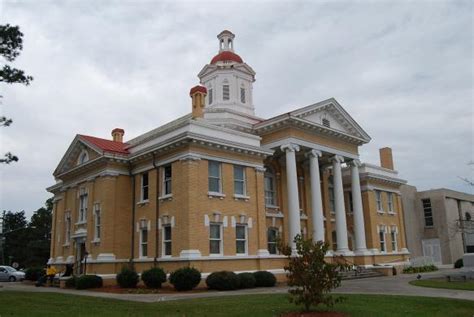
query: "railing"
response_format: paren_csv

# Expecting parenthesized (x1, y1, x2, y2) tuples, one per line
(333, 255, 364, 276)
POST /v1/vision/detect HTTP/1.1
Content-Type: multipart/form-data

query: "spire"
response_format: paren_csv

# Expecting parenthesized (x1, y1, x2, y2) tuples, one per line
(217, 30, 235, 52)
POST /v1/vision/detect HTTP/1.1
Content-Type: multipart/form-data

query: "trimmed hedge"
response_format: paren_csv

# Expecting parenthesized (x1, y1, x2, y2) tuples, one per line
(206, 271, 240, 291)
(141, 267, 167, 289)
(253, 271, 276, 287)
(116, 266, 139, 288)
(169, 267, 201, 291)
(454, 258, 464, 269)
(65, 276, 77, 288)
(402, 265, 438, 274)
(237, 272, 256, 289)
(25, 267, 44, 281)
(75, 275, 103, 290)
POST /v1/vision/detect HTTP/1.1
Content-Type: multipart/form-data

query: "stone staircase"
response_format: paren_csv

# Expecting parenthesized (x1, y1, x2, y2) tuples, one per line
(338, 267, 384, 280)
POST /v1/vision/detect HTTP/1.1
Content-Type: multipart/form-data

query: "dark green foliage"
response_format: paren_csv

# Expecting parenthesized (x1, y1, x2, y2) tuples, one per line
(141, 267, 167, 289)
(253, 271, 276, 287)
(169, 267, 201, 291)
(206, 271, 240, 291)
(237, 272, 256, 289)
(116, 266, 139, 288)
(454, 258, 464, 269)
(280, 234, 348, 312)
(75, 275, 103, 290)
(402, 265, 438, 274)
(24, 267, 44, 281)
(65, 276, 77, 288)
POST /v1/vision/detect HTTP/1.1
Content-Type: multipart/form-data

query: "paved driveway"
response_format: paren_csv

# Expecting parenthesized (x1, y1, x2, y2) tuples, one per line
(0, 268, 472, 302)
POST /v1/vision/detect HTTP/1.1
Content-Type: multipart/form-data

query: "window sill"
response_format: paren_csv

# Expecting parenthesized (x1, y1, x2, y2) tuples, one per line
(377, 210, 385, 214)
(209, 253, 224, 257)
(161, 255, 172, 259)
(265, 204, 280, 210)
(208, 192, 226, 199)
(233, 194, 250, 201)
(235, 253, 248, 256)
(388, 211, 396, 215)
(158, 194, 173, 201)
(62, 243, 70, 247)
(75, 221, 87, 226)
(91, 239, 101, 244)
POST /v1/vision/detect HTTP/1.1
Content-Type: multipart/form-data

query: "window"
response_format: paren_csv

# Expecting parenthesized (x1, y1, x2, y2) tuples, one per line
(163, 225, 172, 256)
(223, 84, 230, 100)
(267, 228, 278, 254)
(94, 203, 101, 241)
(209, 223, 222, 255)
(78, 151, 89, 165)
(140, 228, 148, 257)
(208, 161, 222, 193)
(348, 191, 354, 213)
(422, 199, 434, 227)
(234, 165, 246, 196)
(328, 176, 335, 213)
(264, 168, 277, 206)
(332, 231, 337, 251)
(375, 190, 383, 212)
(78, 188, 88, 223)
(240, 87, 246, 103)
(387, 193, 394, 213)
(163, 165, 172, 196)
(379, 226, 386, 252)
(236, 224, 247, 254)
(208, 88, 213, 105)
(391, 226, 398, 252)
(65, 212, 71, 243)
(141, 172, 149, 201)
(322, 118, 330, 127)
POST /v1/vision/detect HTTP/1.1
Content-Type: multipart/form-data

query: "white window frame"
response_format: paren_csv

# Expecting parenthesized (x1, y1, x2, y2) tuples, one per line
(93, 203, 101, 241)
(375, 190, 383, 212)
(422, 199, 434, 227)
(140, 172, 149, 202)
(209, 222, 223, 255)
(264, 169, 277, 206)
(65, 212, 71, 244)
(162, 224, 172, 257)
(240, 87, 246, 103)
(235, 224, 248, 255)
(208, 161, 222, 194)
(162, 165, 172, 196)
(78, 188, 88, 223)
(387, 192, 394, 213)
(233, 165, 246, 197)
(267, 227, 279, 255)
(390, 226, 398, 252)
(140, 227, 148, 258)
(379, 225, 387, 253)
(77, 150, 89, 165)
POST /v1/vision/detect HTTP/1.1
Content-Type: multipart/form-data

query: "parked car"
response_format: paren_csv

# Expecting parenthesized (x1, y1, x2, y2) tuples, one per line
(0, 266, 26, 282)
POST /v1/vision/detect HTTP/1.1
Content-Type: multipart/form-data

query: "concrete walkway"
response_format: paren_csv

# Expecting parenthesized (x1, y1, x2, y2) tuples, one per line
(1, 268, 472, 303)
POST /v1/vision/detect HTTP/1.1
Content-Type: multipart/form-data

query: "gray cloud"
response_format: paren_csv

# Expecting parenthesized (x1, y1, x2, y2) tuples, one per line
(1, 0, 472, 217)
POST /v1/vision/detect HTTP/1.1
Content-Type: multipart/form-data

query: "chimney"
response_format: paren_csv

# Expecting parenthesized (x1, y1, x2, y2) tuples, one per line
(379, 147, 394, 170)
(190, 85, 207, 119)
(111, 128, 124, 143)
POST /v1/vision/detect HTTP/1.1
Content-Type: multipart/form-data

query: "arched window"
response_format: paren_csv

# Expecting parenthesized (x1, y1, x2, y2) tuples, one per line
(77, 150, 89, 165)
(264, 167, 277, 206)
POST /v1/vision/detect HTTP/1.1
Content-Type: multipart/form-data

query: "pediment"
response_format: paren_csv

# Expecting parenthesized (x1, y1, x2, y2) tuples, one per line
(53, 135, 102, 177)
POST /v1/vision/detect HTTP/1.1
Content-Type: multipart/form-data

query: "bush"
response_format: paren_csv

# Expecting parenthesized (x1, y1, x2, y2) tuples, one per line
(402, 264, 438, 274)
(169, 267, 201, 291)
(25, 267, 44, 281)
(237, 272, 256, 289)
(116, 266, 139, 288)
(75, 275, 103, 290)
(454, 258, 464, 269)
(65, 276, 77, 288)
(141, 267, 167, 289)
(253, 271, 276, 287)
(206, 271, 240, 291)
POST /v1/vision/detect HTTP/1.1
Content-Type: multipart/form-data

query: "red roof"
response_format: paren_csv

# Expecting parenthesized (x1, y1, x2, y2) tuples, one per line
(210, 51, 243, 64)
(79, 135, 129, 155)
(190, 85, 207, 95)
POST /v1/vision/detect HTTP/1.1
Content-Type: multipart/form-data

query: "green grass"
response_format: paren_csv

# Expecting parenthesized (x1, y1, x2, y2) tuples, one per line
(410, 279, 474, 291)
(0, 291, 473, 317)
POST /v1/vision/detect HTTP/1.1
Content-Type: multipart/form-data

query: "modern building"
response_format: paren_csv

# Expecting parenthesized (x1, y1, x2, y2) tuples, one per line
(401, 186, 474, 265)
(47, 30, 409, 276)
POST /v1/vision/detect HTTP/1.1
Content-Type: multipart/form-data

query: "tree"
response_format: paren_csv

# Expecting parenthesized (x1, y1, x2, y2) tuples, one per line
(279, 235, 347, 312)
(0, 24, 33, 164)
(1, 210, 28, 265)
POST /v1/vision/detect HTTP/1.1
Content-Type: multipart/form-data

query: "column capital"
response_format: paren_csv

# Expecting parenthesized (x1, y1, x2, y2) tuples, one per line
(331, 155, 344, 164)
(281, 143, 300, 153)
(305, 149, 322, 158)
(349, 159, 361, 167)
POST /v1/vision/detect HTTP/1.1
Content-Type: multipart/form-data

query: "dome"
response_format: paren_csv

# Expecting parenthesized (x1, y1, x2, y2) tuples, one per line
(210, 51, 243, 64)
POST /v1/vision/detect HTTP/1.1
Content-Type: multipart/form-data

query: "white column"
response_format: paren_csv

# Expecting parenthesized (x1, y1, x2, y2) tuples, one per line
(332, 155, 351, 255)
(306, 149, 325, 243)
(281, 143, 301, 252)
(350, 160, 369, 255)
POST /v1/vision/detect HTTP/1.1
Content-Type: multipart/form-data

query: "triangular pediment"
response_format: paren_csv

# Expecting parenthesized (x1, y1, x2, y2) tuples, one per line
(53, 135, 102, 177)
(291, 98, 371, 142)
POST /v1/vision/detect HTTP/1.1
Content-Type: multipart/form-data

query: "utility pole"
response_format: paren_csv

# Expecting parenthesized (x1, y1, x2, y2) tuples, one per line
(0, 211, 5, 265)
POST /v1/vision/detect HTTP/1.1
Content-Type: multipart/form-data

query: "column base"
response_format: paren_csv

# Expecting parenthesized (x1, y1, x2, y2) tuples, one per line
(354, 249, 372, 256)
(334, 249, 355, 257)
(325, 250, 334, 257)
(257, 249, 271, 257)
(400, 248, 410, 254)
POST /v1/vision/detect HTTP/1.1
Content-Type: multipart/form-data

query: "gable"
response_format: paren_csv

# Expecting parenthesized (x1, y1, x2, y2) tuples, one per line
(53, 136, 103, 176)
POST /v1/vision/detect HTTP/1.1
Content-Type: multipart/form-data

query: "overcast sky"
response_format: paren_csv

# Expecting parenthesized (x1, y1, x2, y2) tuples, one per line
(1, 0, 472, 218)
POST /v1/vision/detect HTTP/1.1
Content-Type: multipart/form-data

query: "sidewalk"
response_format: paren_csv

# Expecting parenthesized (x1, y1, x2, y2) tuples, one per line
(1, 268, 472, 303)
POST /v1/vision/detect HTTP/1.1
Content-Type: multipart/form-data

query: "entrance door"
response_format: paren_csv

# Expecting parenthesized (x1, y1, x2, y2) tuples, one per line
(75, 242, 86, 275)
(422, 238, 442, 265)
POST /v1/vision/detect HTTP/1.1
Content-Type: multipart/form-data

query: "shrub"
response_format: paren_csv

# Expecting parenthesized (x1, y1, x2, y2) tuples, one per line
(402, 264, 438, 274)
(75, 275, 103, 290)
(253, 271, 276, 287)
(65, 276, 77, 288)
(141, 267, 167, 289)
(454, 258, 464, 269)
(237, 272, 256, 289)
(116, 266, 139, 288)
(25, 267, 44, 281)
(169, 267, 201, 291)
(206, 271, 240, 291)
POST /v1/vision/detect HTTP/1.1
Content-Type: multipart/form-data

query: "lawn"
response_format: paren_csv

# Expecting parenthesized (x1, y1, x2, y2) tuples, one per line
(409, 278, 474, 291)
(0, 291, 473, 317)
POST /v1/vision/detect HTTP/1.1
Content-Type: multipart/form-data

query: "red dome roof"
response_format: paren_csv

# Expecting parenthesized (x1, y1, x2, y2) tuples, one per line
(210, 51, 243, 64)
